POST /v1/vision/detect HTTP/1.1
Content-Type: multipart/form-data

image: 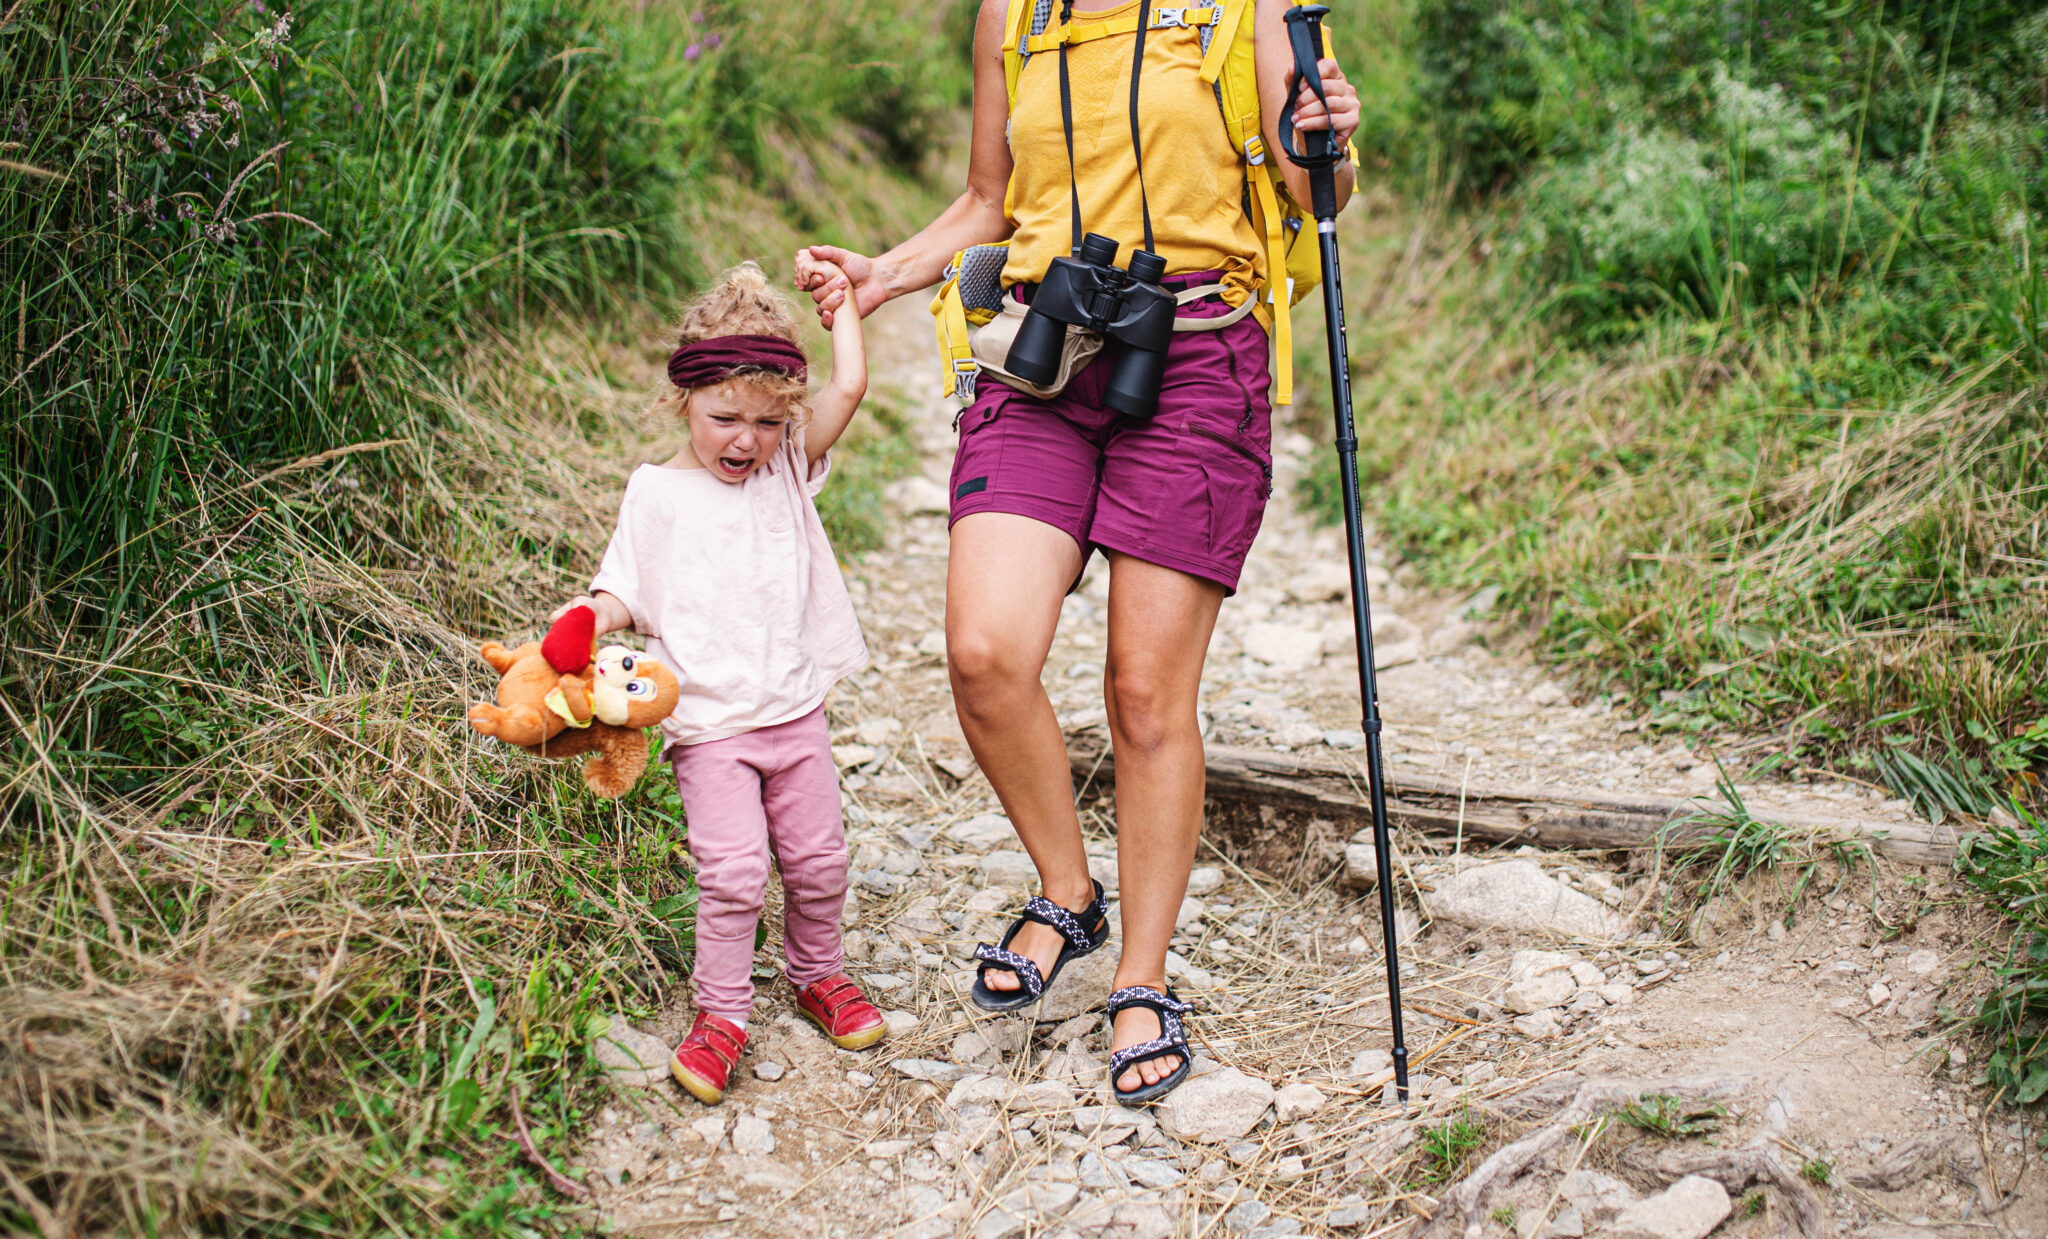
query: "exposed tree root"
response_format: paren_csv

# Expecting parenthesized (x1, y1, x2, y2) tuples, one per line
(1419, 1072, 1826, 1238)
(511, 1087, 592, 1203)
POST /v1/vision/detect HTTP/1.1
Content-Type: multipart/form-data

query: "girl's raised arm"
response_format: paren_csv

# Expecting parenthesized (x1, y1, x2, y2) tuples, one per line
(796, 255, 866, 466)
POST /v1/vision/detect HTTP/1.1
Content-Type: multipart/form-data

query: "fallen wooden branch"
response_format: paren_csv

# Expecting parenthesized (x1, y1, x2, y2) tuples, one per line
(1065, 733, 1958, 866)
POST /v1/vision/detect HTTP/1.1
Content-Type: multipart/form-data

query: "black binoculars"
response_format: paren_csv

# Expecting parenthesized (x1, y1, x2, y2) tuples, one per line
(1007, 233, 1177, 419)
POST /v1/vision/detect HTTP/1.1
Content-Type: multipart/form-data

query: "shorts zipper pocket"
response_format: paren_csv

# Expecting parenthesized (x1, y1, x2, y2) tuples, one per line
(1223, 343, 1254, 432)
(1187, 425, 1273, 498)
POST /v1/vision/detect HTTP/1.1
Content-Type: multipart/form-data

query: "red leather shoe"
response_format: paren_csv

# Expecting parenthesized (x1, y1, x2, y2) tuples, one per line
(670, 1012, 747, 1105)
(795, 973, 887, 1050)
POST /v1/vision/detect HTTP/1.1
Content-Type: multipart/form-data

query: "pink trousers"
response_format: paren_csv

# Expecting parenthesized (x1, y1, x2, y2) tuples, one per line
(667, 705, 848, 1023)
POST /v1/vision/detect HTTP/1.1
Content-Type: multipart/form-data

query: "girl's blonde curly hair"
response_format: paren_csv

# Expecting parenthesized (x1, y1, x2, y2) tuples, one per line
(648, 262, 811, 428)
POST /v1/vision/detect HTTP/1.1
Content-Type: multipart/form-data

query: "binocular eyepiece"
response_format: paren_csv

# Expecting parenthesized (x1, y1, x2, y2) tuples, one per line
(1007, 232, 1177, 419)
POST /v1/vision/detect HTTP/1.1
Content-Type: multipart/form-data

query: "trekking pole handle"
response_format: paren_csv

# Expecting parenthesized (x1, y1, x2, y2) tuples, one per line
(1278, 4, 1340, 221)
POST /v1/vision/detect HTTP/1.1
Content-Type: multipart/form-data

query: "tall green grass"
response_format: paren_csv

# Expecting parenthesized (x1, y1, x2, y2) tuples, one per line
(2, 0, 961, 1231)
(4, 0, 955, 687)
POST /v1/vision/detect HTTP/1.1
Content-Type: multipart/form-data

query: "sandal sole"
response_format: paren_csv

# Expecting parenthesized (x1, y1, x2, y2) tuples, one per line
(1111, 1057, 1192, 1108)
(969, 935, 1105, 1012)
(800, 1007, 888, 1050)
(670, 1059, 728, 1105)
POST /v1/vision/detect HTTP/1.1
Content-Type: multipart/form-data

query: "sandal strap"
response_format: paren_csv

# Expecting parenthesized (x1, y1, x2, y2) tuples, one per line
(975, 881, 1106, 998)
(1019, 880, 1108, 952)
(1106, 985, 1192, 1084)
(974, 943, 1045, 996)
(1109, 1033, 1188, 1078)
(1106, 985, 1192, 1019)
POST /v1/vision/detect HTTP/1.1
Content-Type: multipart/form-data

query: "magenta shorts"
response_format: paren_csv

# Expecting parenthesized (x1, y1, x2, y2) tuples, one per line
(947, 277, 1274, 593)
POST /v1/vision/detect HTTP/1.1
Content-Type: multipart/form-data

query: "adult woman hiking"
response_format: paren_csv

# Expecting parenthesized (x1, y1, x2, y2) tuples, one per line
(801, 0, 1359, 1105)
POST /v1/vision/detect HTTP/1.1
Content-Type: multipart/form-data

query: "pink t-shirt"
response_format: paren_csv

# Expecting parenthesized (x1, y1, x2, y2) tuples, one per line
(589, 426, 868, 748)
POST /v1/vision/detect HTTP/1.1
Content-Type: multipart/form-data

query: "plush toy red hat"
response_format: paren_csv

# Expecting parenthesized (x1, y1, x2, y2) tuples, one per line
(540, 604, 597, 674)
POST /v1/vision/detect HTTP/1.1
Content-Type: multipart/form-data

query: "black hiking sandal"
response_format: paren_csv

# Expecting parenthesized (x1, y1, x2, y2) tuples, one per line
(1106, 985, 1194, 1107)
(969, 879, 1110, 1013)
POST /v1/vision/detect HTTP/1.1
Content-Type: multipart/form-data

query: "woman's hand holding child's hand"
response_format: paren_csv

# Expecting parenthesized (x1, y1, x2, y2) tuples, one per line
(792, 251, 853, 311)
(795, 245, 884, 329)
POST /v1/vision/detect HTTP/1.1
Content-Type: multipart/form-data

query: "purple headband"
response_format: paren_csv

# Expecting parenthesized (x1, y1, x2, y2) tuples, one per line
(667, 334, 808, 389)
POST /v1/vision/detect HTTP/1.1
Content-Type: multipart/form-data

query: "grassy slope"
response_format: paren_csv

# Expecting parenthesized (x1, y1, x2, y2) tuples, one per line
(1296, 0, 2048, 1102)
(1, 1, 961, 1232)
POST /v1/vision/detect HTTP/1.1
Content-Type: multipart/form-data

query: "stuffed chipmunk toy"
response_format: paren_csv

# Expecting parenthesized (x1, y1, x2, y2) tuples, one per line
(466, 605, 681, 798)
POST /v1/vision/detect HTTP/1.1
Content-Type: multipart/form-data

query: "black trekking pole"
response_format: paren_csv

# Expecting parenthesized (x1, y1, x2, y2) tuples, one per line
(1280, 3, 1409, 1105)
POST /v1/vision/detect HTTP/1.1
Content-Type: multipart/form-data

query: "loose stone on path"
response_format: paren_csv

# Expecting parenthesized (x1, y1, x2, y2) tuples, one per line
(1422, 859, 1630, 938)
(1154, 1066, 1275, 1143)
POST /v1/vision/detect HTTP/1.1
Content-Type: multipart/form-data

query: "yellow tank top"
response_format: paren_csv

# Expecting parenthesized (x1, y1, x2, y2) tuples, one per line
(1003, 1, 1262, 306)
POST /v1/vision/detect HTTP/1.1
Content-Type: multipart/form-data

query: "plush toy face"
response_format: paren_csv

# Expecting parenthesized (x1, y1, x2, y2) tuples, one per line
(590, 645, 682, 727)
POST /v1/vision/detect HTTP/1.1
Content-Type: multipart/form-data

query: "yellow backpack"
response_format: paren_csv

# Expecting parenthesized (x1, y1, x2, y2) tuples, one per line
(931, 0, 1351, 407)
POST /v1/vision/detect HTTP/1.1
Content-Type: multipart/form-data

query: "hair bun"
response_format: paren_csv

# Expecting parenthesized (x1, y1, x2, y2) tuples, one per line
(677, 261, 801, 346)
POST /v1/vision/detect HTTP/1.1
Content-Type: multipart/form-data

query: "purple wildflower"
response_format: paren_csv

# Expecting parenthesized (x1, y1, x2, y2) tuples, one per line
(705, 32, 721, 48)
(685, 41, 702, 61)
(691, 9, 705, 22)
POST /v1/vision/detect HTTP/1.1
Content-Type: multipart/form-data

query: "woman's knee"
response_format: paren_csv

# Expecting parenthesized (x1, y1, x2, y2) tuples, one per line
(947, 625, 1042, 712)
(1105, 663, 1197, 754)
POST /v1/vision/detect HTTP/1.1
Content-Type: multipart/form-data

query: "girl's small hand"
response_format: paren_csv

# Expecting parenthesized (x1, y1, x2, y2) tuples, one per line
(549, 595, 597, 623)
(793, 251, 847, 297)
(800, 245, 886, 328)
(1289, 56, 1361, 151)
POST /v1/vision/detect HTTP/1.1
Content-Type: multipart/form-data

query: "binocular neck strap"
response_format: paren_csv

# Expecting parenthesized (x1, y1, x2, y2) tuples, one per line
(1055, 0, 1156, 257)
(1058, 2, 1083, 253)
(1127, 0, 1156, 255)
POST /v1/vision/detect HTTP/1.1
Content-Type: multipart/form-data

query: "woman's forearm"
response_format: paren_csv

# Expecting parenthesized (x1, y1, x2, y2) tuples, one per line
(874, 185, 1014, 302)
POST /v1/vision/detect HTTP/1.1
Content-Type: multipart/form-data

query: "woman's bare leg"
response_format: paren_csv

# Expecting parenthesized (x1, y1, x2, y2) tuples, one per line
(1101, 552, 1225, 1092)
(946, 512, 1096, 992)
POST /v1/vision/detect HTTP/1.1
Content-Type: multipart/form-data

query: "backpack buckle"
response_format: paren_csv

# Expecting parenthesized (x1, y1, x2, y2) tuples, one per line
(1243, 135, 1266, 166)
(1152, 7, 1191, 28)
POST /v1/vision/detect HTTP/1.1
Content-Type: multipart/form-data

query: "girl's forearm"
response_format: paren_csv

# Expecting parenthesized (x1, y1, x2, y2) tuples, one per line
(830, 296, 867, 398)
(875, 187, 1012, 301)
(804, 299, 867, 463)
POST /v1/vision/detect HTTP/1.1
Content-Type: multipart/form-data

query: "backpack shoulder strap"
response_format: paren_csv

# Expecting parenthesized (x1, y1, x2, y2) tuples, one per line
(1197, 0, 1247, 84)
(1003, 0, 1044, 112)
(1023, 6, 1226, 54)
(1203, 0, 1296, 404)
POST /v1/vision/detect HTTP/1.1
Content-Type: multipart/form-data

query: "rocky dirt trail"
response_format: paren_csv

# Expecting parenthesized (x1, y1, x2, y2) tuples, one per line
(579, 296, 2048, 1239)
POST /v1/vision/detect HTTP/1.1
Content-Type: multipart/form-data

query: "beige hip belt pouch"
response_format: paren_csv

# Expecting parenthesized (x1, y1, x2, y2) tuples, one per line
(972, 284, 1255, 401)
